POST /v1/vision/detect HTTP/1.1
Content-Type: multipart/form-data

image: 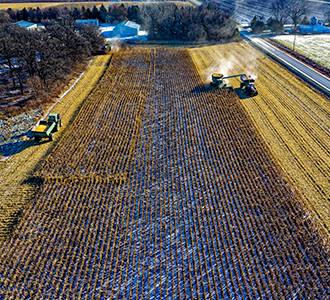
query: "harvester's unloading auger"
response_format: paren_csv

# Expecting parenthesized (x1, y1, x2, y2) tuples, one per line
(209, 73, 258, 96)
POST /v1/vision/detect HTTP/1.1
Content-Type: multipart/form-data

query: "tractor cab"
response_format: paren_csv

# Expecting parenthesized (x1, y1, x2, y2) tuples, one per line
(48, 113, 60, 123)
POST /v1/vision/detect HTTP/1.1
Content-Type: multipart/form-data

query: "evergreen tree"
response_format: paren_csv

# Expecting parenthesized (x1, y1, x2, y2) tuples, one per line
(91, 5, 99, 20)
(99, 4, 107, 23)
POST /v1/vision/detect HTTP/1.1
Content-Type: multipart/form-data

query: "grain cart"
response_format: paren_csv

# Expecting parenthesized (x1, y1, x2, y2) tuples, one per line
(209, 73, 258, 96)
(32, 113, 62, 141)
(209, 73, 233, 90)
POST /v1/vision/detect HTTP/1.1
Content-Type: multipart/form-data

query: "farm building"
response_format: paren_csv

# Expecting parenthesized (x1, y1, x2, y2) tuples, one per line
(99, 23, 116, 38)
(112, 21, 140, 37)
(298, 24, 330, 34)
(298, 25, 314, 34)
(313, 24, 330, 33)
(75, 19, 99, 27)
(298, 16, 330, 34)
(13, 20, 37, 31)
(311, 16, 318, 25)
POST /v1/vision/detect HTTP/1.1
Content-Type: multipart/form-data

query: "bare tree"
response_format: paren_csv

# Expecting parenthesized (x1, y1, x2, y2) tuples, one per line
(287, 0, 309, 51)
(0, 25, 18, 90)
(287, 0, 309, 30)
(325, 9, 330, 23)
(271, 0, 289, 24)
(75, 24, 104, 54)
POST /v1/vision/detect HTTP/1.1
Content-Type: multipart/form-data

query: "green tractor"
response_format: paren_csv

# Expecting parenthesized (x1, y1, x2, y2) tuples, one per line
(209, 73, 258, 96)
(32, 113, 62, 142)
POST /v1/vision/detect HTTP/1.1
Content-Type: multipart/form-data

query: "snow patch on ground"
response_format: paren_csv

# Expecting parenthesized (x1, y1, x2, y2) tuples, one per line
(0, 108, 42, 146)
(274, 34, 330, 68)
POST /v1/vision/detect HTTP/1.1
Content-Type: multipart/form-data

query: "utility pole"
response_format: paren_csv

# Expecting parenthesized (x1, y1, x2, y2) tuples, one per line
(293, 27, 297, 51)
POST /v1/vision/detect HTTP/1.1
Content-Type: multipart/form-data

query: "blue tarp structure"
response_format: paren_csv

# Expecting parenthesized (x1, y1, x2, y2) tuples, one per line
(112, 21, 140, 37)
(313, 24, 330, 33)
(298, 25, 313, 34)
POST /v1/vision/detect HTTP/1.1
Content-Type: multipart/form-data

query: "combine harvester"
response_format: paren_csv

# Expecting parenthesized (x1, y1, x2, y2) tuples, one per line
(210, 73, 258, 96)
(32, 113, 62, 141)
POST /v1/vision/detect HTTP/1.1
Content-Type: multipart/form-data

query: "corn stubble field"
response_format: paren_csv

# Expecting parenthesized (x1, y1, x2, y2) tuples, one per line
(190, 43, 330, 232)
(0, 54, 110, 238)
(0, 48, 330, 298)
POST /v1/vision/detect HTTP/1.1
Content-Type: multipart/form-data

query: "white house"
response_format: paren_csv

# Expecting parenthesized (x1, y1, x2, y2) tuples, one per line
(13, 21, 37, 31)
(112, 21, 140, 37)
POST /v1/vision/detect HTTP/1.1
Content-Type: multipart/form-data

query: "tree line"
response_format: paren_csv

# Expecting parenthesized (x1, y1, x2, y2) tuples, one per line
(4, 2, 238, 42)
(141, 2, 238, 41)
(251, 0, 312, 33)
(4, 4, 141, 24)
(0, 17, 103, 95)
(0, 1, 238, 100)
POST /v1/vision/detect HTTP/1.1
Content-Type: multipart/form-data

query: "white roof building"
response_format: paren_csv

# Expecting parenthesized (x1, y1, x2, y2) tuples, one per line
(13, 21, 38, 31)
(112, 21, 140, 37)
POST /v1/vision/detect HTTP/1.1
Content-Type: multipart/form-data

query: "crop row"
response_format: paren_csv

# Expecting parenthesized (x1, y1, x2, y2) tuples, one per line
(0, 54, 111, 239)
(189, 43, 330, 231)
(0, 49, 329, 299)
(37, 49, 153, 178)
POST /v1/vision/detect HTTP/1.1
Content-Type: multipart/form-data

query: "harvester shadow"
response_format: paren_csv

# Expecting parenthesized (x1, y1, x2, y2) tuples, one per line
(189, 85, 256, 100)
(190, 84, 210, 94)
(233, 88, 256, 100)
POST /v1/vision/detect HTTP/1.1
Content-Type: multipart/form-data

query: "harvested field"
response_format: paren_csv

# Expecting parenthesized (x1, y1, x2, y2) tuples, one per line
(190, 43, 330, 233)
(0, 48, 329, 298)
(0, 54, 110, 238)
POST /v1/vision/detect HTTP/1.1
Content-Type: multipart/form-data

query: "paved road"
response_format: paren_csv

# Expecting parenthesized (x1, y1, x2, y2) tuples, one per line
(246, 36, 330, 93)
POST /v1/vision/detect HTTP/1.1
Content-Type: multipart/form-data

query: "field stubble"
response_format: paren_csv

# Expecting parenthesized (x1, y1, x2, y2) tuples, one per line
(0, 54, 111, 239)
(0, 48, 329, 298)
(190, 42, 330, 232)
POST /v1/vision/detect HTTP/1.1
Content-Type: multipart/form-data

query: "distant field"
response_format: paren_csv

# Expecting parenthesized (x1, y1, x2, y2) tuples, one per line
(0, 1, 190, 10)
(213, 0, 330, 23)
(104, 0, 192, 9)
(0, 2, 62, 10)
(273, 34, 330, 68)
(0, 2, 107, 10)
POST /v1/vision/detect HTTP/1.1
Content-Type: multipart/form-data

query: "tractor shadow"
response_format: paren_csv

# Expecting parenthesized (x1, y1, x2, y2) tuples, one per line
(233, 88, 257, 100)
(190, 85, 257, 100)
(190, 84, 213, 94)
(0, 133, 50, 161)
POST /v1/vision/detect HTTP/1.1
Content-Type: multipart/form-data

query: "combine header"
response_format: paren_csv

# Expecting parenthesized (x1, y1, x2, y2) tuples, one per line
(209, 73, 258, 96)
